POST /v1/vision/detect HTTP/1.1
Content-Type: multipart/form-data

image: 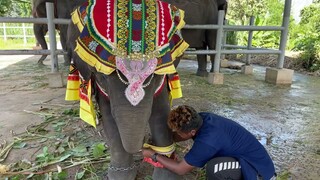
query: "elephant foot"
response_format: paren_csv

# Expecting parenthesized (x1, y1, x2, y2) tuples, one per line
(107, 165, 138, 180)
(37, 61, 45, 67)
(152, 167, 181, 180)
(37, 55, 47, 65)
(196, 70, 209, 77)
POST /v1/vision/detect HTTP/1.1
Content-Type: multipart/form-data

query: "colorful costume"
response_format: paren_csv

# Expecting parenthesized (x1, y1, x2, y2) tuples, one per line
(65, 0, 189, 127)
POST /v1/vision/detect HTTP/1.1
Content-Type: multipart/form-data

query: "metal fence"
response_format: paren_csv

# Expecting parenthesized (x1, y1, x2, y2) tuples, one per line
(0, 22, 60, 45)
(0, 0, 292, 76)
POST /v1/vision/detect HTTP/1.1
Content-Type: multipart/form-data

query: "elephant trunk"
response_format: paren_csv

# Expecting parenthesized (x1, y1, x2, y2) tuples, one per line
(112, 104, 152, 154)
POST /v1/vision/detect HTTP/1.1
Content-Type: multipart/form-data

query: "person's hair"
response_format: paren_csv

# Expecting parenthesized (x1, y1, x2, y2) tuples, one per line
(167, 105, 203, 132)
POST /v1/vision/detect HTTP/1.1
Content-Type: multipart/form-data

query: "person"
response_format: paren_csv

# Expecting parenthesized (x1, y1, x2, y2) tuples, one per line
(142, 105, 276, 180)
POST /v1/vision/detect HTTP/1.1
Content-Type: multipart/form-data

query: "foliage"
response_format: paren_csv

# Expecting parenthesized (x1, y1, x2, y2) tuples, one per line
(227, 0, 267, 26)
(0, 0, 32, 17)
(226, 0, 296, 50)
(292, 2, 320, 71)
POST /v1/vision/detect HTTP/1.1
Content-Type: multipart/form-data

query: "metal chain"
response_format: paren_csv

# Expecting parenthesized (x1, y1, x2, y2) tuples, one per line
(116, 69, 155, 88)
(108, 161, 141, 172)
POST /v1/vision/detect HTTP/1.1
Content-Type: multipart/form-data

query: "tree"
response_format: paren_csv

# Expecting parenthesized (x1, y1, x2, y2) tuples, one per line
(226, 0, 292, 49)
(293, 2, 320, 71)
(227, 0, 267, 25)
(0, 0, 32, 17)
(0, 0, 12, 16)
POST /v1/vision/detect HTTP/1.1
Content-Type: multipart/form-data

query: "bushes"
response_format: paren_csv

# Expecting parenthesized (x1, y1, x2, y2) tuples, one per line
(292, 3, 320, 72)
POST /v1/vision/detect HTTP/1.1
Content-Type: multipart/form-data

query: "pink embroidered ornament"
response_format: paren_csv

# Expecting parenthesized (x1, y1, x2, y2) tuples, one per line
(116, 57, 157, 106)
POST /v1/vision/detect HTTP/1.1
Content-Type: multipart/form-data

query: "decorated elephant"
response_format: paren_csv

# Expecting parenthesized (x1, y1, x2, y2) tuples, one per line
(65, 0, 189, 179)
(32, 0, 86, 65)
(162, 0, 228, 76)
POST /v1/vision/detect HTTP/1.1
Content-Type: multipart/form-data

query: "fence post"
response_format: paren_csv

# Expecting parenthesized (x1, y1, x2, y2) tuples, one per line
(246, 16, 255, 65)
(46, 2, 59, 73)
(22, 23, 27, 45)
(3, 23, 7, 41)
(221, 19, 228, 60)
(213, 10, 225, 73)
(277, 0, 291, 69)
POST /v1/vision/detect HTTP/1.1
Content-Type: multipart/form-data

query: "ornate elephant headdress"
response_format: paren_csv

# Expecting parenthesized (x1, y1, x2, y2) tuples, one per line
(70, 0, 188, 106)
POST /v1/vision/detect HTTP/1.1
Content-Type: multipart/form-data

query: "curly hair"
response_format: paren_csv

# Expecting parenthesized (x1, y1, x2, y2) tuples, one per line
(167, 105, 203, 132)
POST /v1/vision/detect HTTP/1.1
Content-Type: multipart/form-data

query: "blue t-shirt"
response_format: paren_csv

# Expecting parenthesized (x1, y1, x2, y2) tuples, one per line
(184, 113, 275, 180)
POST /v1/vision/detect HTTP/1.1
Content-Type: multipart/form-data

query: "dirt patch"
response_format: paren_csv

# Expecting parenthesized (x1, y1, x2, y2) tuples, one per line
(0, 55, 319, 179)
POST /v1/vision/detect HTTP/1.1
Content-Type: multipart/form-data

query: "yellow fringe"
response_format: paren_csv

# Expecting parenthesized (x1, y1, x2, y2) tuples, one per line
(169, 78, 182, 99)
(79, 79, 96, 128)
(176, 9, 186, 31)
(71, 9, 84, 32)
(143, 143, 176, 157)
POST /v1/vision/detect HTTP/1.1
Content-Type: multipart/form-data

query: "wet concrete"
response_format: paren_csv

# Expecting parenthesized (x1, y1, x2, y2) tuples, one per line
(175, 59, 320, 179)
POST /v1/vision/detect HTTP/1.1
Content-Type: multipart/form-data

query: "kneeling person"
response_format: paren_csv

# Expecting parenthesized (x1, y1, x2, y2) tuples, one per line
(142, 105, 276, 179)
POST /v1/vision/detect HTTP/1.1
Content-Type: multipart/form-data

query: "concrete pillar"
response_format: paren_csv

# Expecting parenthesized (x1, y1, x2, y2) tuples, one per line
(47, 72, 64, 88)
(241, 65, 253, 75)
(208, 72, 224, 85)
(220, 59, 229, 68)
(265, 68, 294, 85)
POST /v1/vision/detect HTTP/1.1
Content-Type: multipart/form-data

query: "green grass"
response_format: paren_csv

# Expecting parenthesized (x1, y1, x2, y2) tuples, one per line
(0, 38, 37, 49)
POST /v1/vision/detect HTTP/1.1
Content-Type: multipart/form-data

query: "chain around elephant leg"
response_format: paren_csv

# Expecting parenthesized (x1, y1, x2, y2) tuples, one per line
(107, 161, 140, 180)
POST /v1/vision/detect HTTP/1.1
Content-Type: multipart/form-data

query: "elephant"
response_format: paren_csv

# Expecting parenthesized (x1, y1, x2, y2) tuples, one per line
(32, 0, 86, 65)
(162, 0, 228, 76)
(65, 0, 189, 179)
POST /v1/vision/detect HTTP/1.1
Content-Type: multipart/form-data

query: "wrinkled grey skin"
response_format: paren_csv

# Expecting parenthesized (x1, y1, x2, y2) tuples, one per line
(163, 0, 227, 76)
(32, 0, 86, 65)
(67, 18, 180, 180)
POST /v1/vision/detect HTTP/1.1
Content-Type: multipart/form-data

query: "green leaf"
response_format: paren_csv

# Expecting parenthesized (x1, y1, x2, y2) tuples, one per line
(59, 154, 71, 162)
(37, 138, 48, 143)
(92, 143, 106, 158)
(71, 145, 90, 157)
(13, 142, 27, 149)
(26, 173, 34, 179)
(76, 170, 85, 179)
(57, 171, 68, 180)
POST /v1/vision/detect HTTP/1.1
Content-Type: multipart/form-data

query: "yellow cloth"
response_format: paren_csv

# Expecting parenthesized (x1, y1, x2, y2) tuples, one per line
(65, 66, 96, 128)
(143, 143, 176, 157)
(79, 79, 96, 128)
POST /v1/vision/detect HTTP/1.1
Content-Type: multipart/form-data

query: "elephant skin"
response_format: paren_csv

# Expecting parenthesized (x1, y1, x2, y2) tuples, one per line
(162, 0, 227, 76)
(32, 0, 86, 65)
(67, 18, 180, 180)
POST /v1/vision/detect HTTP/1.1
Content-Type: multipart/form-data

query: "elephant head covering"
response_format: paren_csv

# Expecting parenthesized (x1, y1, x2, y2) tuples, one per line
(66, 0, 188, 123)
(72, 0, 188, 75)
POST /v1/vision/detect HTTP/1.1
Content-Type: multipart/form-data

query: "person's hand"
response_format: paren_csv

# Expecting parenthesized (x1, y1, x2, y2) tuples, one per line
(141, 148, 156, 158)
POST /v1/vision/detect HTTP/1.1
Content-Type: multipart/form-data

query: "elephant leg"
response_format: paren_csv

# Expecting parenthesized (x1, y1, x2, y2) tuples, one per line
(196, 47, 209, 77)
(148, 79, 180, 180)
(206, 21, 218, 73)
(209, 54, 216, 73)
(33, 24, 48, 65)
(95, 90, 138, 180)
(58, 24, 71, 66)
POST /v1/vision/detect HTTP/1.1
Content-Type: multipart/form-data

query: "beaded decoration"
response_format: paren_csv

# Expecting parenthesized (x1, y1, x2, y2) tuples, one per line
(71, 0, 189, 105)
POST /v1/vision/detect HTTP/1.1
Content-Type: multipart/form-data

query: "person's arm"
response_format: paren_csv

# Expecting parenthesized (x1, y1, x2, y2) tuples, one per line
(142, 148, 195, 175)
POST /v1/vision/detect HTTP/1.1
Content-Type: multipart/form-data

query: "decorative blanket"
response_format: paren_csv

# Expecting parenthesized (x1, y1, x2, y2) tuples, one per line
(66, 0, 188, 126)
(72, 0, 189, 75)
